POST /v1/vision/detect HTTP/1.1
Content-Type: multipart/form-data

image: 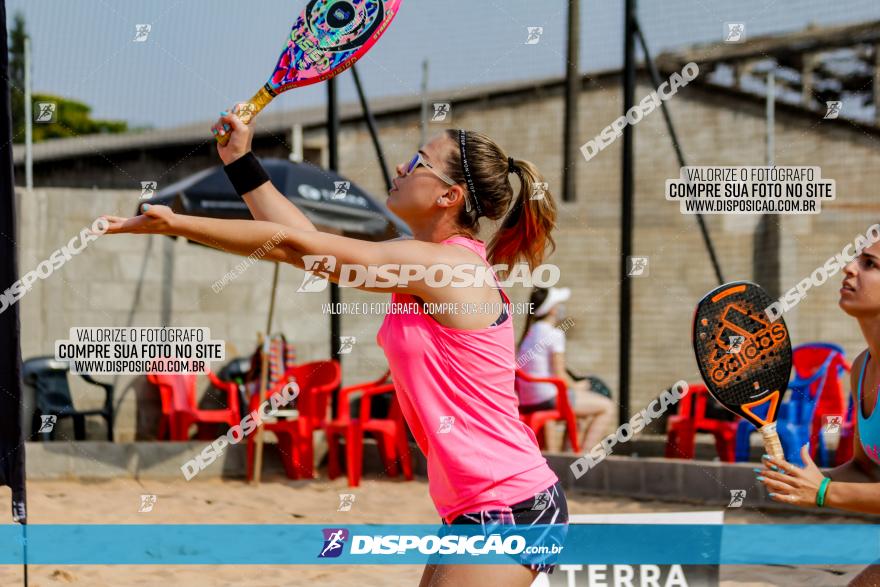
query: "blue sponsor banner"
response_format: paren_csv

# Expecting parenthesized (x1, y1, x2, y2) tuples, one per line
(0, 524, 877, 564)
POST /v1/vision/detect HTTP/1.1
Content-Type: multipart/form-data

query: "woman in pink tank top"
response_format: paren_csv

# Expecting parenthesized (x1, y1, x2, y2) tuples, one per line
(98, 111, 567, 585)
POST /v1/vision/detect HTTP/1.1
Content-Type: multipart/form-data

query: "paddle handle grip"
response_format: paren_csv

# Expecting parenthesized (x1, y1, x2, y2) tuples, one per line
(759, 423, 785, 462)
(216, 85, 274, 146)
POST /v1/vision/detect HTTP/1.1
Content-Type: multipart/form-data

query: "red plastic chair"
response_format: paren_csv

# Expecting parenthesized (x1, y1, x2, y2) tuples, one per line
(515, 369, 580, 453)
(244, 370, 304, 480)
(665, 382, 738, 461)
(147, 370, 241, 441)
(245, 360, 341, 480)
(325, 371, 414, 487)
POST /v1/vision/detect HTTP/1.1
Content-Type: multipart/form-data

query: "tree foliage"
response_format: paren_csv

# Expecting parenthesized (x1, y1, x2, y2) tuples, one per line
(8, 12, 128, 143)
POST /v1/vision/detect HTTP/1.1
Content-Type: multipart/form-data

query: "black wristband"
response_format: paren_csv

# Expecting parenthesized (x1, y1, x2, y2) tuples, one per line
(223, 152, 270, 196)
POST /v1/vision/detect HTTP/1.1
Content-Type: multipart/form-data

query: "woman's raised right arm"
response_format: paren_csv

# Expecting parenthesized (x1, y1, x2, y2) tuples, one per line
(212, 108, 318, 232)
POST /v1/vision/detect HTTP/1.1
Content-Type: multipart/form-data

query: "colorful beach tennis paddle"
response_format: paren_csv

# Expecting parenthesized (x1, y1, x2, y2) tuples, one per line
(216, 0, 402, 145)
(692, 281, 792, 462)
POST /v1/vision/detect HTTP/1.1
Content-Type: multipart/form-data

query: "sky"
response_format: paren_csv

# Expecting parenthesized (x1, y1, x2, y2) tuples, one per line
(6, 0, 880, 130)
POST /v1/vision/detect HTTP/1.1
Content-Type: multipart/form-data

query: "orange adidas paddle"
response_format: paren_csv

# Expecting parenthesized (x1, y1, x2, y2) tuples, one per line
(692, 281, 792, 461)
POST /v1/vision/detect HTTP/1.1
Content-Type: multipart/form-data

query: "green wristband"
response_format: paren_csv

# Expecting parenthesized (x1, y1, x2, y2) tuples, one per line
(816, 477, 831, 507)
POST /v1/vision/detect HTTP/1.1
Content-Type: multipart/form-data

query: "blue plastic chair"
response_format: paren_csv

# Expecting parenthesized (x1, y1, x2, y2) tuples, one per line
(734, 343, 845, 465)
(791, 343, 849, 466)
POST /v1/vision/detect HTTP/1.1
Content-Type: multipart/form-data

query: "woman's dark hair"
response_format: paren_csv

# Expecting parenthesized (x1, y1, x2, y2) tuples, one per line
(443, 129, 557, 274)
(518, 287, 550, 348)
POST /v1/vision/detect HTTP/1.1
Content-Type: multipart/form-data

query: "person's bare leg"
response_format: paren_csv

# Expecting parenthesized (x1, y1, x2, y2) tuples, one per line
(581, 399, 615, 448)
(849, 563, 880, 586)
(543, 421, 557, 452)
(569, 384, 616, 449)
(428, 563, 538, 587)
(419, 563, 438, 587)
(556, 419, 571, 452)
(570, 415, 593, 452)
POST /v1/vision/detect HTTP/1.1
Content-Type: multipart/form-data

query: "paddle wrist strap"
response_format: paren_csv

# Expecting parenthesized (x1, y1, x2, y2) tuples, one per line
(224, 152, 269, 196)
(816, 477, 831, 507)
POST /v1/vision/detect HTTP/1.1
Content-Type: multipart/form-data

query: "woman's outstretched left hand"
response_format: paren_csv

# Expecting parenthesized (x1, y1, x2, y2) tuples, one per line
(98, 204, 177, 236)
(757, 444, 826, 507)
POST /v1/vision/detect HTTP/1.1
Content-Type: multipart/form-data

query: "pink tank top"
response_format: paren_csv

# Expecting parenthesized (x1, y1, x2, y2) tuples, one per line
(376, 236, 559, 523)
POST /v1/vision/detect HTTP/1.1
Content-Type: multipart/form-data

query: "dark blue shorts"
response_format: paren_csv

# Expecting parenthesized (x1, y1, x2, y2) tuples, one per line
(435, 480, 569, 574)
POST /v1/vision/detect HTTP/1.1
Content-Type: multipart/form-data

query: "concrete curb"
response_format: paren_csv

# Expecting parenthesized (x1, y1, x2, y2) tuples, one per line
(544, 453, 878, 519)
(26, 441, 258, 480)
(24, 438, 402, 481)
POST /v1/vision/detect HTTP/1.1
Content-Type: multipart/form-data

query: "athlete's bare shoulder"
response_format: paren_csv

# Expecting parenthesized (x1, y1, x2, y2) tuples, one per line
(851, 348, 869, 401)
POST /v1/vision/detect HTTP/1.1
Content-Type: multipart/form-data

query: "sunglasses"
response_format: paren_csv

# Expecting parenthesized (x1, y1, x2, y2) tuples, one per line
(404, 152, 476, 213)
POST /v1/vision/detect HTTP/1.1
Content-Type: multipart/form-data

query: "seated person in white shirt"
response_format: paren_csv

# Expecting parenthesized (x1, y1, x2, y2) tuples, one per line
(516, 287, 616, 450)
